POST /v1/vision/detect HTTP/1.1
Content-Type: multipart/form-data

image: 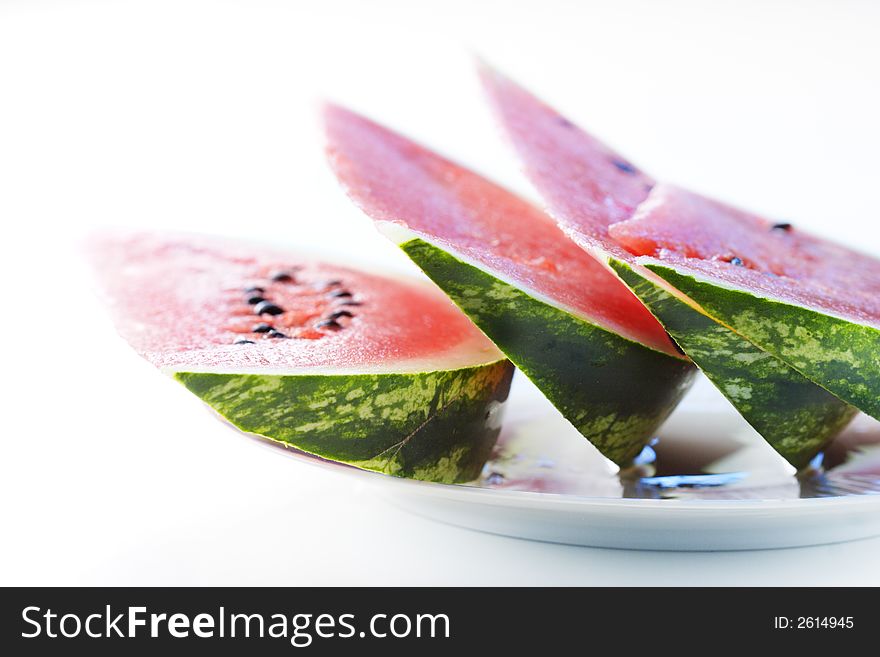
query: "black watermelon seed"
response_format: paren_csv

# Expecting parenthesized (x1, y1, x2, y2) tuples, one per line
(338, 300, 362, 307)
(234, 339, 256, 345)
(324, 279, 343, 287)
(611, 159, 638, 175)
(729, 256, 745, 266)
(252, 323, 273, 333)
(244, 286, 265, 294)
(254, 301, 284, 316)
(772, 222, 793, 232)
(271, 271, 295, 283)
(329, 290, 353, 298)
(246, 295, 266, 305)
(316, 319, 343, 330)
(267, 329, 289, 339)
(328, 310, 354, 320)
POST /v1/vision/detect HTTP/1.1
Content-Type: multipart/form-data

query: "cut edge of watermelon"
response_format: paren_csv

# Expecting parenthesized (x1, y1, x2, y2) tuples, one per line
(153, 349, 509, 377)
(154, 354, 510, 378)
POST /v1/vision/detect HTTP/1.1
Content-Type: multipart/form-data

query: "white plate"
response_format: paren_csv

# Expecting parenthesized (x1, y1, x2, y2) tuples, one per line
(250, 375, 880, 551)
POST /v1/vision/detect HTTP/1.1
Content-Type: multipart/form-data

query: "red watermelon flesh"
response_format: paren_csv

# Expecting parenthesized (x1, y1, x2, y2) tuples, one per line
(478, 64, 655, 262)
(609, 184, 880, 329)
(479, 65, 880, 329)
(89, 231, 503, 373)
(324, 104, 678, 357)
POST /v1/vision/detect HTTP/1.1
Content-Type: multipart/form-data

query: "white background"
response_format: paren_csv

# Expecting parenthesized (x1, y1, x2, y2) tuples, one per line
(2, 0, 880, 585)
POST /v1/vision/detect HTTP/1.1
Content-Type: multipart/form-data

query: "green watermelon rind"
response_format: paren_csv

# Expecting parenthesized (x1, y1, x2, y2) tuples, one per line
(174, 360, 514, 484)
(397, 237, 696, 467)
(609, 259, 857, 468)
(644, 264, 880, 422)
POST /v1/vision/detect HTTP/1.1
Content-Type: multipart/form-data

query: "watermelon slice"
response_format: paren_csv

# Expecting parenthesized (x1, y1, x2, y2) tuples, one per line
(479, 65, 858, 467)
(90, 231, 513, 483)
(610, 184, 880, 422)
(324, 104, 695, 467)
